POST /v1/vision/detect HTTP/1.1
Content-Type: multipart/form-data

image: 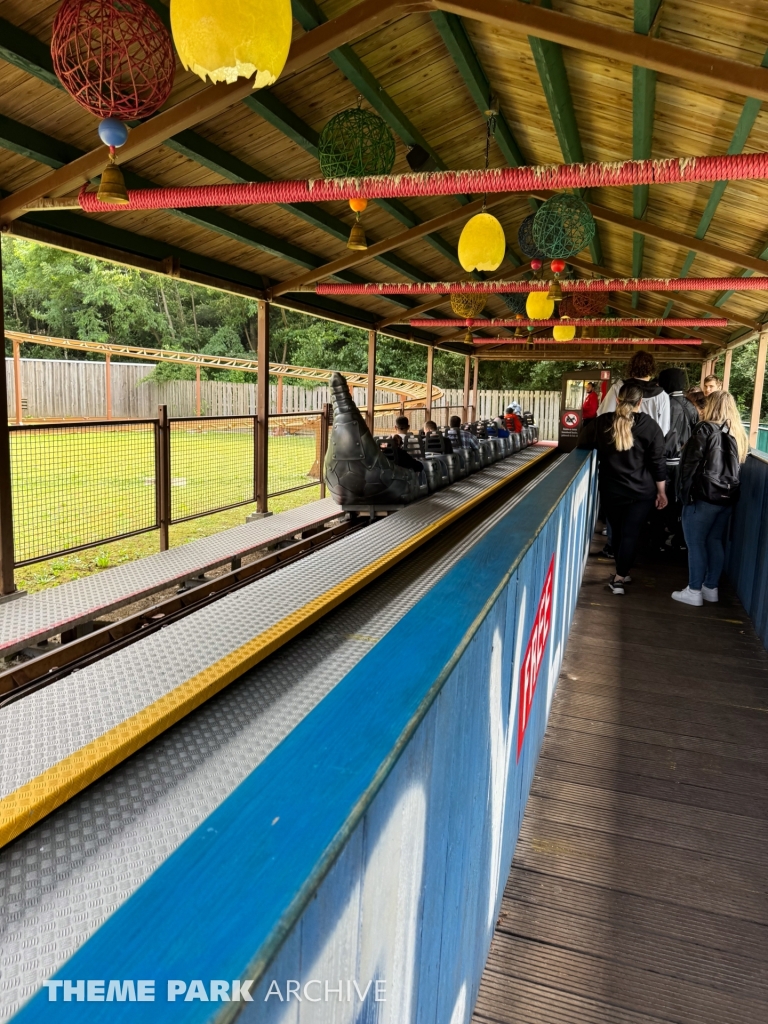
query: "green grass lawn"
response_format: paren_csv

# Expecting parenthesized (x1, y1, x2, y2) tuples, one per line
(10, 425, 322, 594)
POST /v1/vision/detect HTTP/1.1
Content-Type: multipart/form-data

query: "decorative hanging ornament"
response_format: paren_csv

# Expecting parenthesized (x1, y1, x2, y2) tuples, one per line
(517, 213, 544, 259)
(319, 107, 395, 250)
(503, 292, 527, 315)
(458, 213, 506, 272)
(547, 257, 566, 303)
(553, 317, 576, 341)
(170, 0, 292, 88)
(52, 0, 175, 205)
(450, 292, 486, 319)
(532, 193, 596, 259)
(572, 291, 609, 316)
(526, 291, 555, 320)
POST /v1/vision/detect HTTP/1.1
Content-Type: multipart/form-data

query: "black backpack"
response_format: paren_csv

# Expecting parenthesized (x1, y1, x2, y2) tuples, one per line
(695, 424, 741, 505)
(664, 395, 696, 461)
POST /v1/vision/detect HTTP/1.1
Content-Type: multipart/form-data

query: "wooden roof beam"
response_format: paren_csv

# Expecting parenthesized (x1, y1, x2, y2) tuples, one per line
(525, 0, 604, 266)
(432, 0, 768, 100)
(0, 0, 421, 224)
(270, 192, 515, 296)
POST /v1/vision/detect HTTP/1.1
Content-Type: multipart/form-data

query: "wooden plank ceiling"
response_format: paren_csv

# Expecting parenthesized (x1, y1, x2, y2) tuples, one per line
(1, 0, 768, 361)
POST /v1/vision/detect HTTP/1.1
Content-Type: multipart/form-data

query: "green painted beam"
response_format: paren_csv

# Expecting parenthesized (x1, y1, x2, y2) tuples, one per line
(0, 17, 60, 89)
(429, 9, 535, 235)
(631, 2, 663, 303)
(291, 0, 447, 172)
(525, 0, 604, 266)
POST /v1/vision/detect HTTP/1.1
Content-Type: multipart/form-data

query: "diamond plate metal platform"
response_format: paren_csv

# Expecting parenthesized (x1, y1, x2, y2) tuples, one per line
(0, 448, 549, 829)
(0, 450, 564, 1022)
(0, 498, 340, 659)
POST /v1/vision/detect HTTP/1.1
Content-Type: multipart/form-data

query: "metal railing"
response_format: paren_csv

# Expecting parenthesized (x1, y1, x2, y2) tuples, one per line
(7, 406, 331, 568)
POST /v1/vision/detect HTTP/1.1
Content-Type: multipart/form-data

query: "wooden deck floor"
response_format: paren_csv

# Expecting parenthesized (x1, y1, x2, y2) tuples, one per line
(473, 532, 768, 1024)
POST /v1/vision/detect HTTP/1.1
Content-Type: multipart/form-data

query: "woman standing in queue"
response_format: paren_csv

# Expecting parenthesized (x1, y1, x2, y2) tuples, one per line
(672, 391, 748, 606)
(579, 383, 668, 595)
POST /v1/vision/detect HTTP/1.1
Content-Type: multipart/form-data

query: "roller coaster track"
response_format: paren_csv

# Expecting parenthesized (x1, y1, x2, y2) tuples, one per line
(5, 331, 444, 407)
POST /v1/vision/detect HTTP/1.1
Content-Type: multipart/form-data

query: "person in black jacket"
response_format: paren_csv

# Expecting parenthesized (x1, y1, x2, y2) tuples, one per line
(672, 391, 749, 606)
(579, 384, 668, 595)
(658, 367, 699, 551)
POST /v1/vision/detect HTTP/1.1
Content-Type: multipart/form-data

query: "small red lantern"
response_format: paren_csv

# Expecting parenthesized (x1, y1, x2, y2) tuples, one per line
(530, 258, 543, 272)
(550, 258, 567, 274)
(51, 0, 175, 121)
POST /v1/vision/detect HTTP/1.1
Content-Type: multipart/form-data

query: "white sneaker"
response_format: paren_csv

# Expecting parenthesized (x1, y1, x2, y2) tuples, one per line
(702, 585, 719, 603)
(672, 586, 703, 607)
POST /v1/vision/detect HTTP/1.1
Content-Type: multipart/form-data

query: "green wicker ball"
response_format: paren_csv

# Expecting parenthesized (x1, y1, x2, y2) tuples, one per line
(532, 193, 596, 259)
(318, 108, 396, 179)
(502, 292, 527, 315)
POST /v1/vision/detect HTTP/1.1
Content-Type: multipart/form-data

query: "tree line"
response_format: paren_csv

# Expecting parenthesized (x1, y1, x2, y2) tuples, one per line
(1, 238, 763, 415)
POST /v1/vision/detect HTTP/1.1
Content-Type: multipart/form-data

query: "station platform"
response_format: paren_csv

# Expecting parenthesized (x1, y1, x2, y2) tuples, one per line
(473, 534, 768, 1024)
(0, 446, 561, 1022)
(0, 498, 340, 659)
(0, 445, 552, 855)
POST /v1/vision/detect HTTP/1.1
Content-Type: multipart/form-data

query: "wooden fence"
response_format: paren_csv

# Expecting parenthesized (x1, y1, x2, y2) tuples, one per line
(5, 359, 561, 440)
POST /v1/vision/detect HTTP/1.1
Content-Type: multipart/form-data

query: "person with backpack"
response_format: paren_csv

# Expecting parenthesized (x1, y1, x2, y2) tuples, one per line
(658, 367, 699, 551)
(579, 383, 668, 595)
(672, 391, 749, 606)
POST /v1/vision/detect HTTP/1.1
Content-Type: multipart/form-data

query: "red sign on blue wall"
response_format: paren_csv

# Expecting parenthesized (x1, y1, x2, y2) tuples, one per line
(516, 554, 555, 760)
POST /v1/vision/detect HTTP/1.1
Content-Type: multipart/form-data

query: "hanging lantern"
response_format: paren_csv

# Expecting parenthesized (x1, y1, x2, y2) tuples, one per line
(458, 213, 506, 272)
(517, 214, 545, 259)
(532, 193, 596, 258)
(451, 292, 486, 319)
(558, 294, 577, 318)
(171, 0, 292, 88)
(526, 291, 555, 319)
(553, 318, 576, 341)
(52, 0, 175, 204)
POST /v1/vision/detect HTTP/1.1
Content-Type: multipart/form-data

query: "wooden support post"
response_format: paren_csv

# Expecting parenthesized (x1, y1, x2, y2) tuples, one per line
(105, 353, 112, 419)
(699, 361, 707, 387)
(722, 348, 733, 391)
(12, 336, 22, 425)
(256, 300, 270, 513)
(749, 330, 768, 449)
(366, 329, 377, 431)
(0, 257, 17, 597)
(471, 357, 479, 421)
(195, 364, 201, 416)
(426, 345, 434, 419)
(157, 404, 170, 552)
(276, 374, 284, 414)
(462, 355, 471, 422)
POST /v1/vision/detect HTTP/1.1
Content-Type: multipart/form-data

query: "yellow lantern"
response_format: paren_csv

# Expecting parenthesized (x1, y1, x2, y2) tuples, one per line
(553, 320, 576, 341)
(171, 0, 293, 88)
(526, 291, 555, 320)
(458, 213, 506, 272)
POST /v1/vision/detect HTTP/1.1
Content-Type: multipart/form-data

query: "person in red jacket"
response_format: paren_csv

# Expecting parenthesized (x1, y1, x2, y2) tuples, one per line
(582, 381, 599, 420)
(503, 404, 523, 433)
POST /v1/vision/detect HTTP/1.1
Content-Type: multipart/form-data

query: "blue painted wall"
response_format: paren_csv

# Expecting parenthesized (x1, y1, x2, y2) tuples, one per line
(729, 450, 768, 649)
(12, 450, 597, 1024)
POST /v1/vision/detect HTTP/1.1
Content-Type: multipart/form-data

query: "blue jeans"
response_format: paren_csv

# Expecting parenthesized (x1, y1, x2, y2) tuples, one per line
(681, 501, 732, 590)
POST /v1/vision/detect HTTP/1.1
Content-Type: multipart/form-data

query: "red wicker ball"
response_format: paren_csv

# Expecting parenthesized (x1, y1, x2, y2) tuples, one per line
(558, 295, 577, 318)
(571, 291, 610, 316)
(51, 0, 175, 120)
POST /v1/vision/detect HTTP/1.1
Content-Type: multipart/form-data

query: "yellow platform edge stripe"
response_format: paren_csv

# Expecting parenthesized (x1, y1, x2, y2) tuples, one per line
(0, 450, 550, 850)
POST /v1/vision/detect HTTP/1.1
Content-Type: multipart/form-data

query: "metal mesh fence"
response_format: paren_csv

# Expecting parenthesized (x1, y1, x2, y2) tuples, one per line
(9, 421, 158, 566)
(267, 413, 323, 498)
(169, 416, 255, 523)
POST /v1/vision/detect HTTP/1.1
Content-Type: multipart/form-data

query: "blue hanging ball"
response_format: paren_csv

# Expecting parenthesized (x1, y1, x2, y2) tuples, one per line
(98, 118, 129, 149)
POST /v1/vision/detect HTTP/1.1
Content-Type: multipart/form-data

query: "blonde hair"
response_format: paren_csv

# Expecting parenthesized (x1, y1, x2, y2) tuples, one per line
(702, 391, 749, 463)
(612, 384, 643, 452)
